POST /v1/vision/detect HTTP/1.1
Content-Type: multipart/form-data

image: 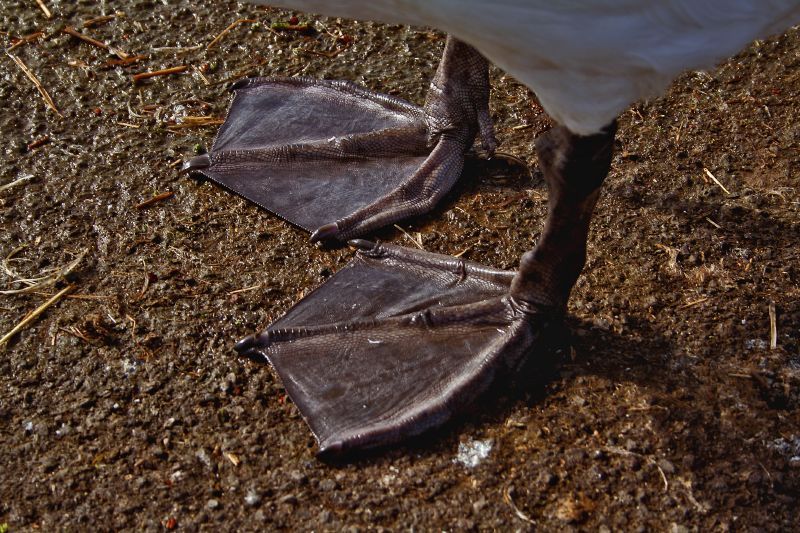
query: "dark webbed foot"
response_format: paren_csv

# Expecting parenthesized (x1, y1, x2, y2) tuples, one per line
(236, 241, 550, 455)
(185, 36, 495, 240)
(239, 121, 617, 456)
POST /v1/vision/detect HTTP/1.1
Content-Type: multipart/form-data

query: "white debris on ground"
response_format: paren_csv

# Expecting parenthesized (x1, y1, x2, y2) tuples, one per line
(768, 435, 800, 464)
(454, 438, 493, 468)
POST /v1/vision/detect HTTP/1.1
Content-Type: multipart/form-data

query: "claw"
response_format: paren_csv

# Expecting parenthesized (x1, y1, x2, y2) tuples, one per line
(182, 153, 210, 173)
(310, 223, 340, 243)
(347, 239, 377, 251)
(234, 332, 270, 354)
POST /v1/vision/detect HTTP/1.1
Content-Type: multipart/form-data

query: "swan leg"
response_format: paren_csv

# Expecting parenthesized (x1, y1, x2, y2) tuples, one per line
(510, 121, 618, 311)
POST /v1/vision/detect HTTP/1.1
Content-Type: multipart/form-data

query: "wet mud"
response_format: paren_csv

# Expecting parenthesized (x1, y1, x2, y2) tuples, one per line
(0, 1, 798, 530)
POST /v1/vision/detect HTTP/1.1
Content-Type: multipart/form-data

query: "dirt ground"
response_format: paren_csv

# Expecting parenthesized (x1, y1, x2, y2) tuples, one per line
(1, 1, 798, 530)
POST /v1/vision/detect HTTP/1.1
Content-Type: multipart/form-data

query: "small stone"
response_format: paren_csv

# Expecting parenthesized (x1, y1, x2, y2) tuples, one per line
(206, 498, 220, 510)
(40, 456, 58, 473)
(319, 479, 337, 492)
(658, 459, 676, 475)
(289, 470, 308, 485)
(220, 373, 237, 393)
(245, 489, 262, 507)
(472, 498, 488, 513)
(537, 470, 557, 487)
(196, 448, 212, 468)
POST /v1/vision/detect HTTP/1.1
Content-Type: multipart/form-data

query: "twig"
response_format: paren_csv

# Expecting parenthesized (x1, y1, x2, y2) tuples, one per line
(167, 116, 224, 129)
(135, 191, 174, 209)
(83, 15, 116, 28)
(703, 167, 731, 195)
(35, 0, 52, 19)
(769, 301, 777, 350)
(132, 65, 187, 84)
(7, 31, 44, 52)
(6, 52, 62, 117)
(0, 175, 34, 193)
(193, 65, 210, 86)
(705, 217, 722, 229)
(63, 26, 129, 59)
(679, 296, 709, 309)
(63, 26, 109, 51)
(27, 135, 50, 150)
(207, 18, 256, 49)
(1, 284, 74, 348)
(228, 284, 262, 295)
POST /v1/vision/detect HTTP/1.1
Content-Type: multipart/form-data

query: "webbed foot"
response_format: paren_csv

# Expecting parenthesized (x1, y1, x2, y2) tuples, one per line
(235, 240, 552, 455)
(236, 121, 618, 456)
(185, 36, 495, 240)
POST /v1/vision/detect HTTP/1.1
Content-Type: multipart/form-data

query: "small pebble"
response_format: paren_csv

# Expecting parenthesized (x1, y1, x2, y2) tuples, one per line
(245, 489, 262, 507)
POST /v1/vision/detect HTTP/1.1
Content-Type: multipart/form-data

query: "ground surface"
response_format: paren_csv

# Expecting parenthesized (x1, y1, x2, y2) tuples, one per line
(1, 2, 798, 531)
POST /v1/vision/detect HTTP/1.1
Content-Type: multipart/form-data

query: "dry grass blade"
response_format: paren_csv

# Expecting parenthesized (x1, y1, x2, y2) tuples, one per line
(63, 25, 129, 59)
(227, 284, 262, 296)
(6, 52, 62, 117)
(6, 31, 44, 52)
(135, 191, 174, 209)
(167, 116, 224, 129)
(0, 175, 34, 193)
(703, 167, 731, 195)
(393, 224, 424, 250)
(769, 301, 777, 350)
(83, 15, 116, 29)
(132, 65, 188, 84)
(35, 0, 51, 19)
(1, 249, 86, 295)
(0, 284, 74, 348)
(63, 26, 109, 50)
(503, 485, 535, 525)
(207, 18, 257, 49)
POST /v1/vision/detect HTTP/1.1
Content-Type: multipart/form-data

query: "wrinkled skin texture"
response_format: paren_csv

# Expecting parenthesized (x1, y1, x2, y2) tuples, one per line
(185, 36, 495, 241)
(237, 240, 546, 455)
(221, 36, 618, 453)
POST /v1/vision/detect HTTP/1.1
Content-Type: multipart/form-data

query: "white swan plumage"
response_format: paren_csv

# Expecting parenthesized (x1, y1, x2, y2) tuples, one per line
(250, 0, 800, 134)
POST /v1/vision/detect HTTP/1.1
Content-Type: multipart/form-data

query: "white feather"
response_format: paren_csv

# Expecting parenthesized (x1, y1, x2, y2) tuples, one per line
(249, 0, 800, 134)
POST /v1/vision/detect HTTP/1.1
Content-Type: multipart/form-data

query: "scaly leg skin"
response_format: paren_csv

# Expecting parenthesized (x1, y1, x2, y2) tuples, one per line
(236, 121, 617, 456)
(184, 36, 496, 241)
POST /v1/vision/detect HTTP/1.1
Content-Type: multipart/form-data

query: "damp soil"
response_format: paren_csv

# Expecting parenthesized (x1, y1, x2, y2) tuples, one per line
(1, 1, 799, 530)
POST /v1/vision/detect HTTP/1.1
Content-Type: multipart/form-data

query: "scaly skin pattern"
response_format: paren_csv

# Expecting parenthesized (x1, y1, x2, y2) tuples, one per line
(228, 35, 619, 454)
(313, 36, 497, 241)
(185, 37, 497, 242)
